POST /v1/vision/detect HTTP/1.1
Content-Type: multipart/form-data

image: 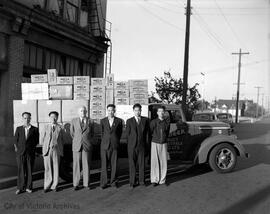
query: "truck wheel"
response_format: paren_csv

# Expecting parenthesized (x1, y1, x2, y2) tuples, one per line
(209, 143, 237, 173)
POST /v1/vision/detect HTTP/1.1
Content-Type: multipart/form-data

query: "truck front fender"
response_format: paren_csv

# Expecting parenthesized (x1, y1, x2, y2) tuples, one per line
(195, 134, 248, 164)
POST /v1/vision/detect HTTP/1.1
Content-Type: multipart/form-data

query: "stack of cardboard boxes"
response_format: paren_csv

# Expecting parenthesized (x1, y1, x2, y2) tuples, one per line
(129, 80, 148, 105)
(14, 70, 149, 134)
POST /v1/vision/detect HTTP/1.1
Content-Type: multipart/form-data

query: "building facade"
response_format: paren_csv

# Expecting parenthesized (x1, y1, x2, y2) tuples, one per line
(0, 0, 109, 177)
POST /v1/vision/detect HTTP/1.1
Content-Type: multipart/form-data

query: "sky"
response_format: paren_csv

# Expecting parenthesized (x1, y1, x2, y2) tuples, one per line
(106, 0, 270, 106)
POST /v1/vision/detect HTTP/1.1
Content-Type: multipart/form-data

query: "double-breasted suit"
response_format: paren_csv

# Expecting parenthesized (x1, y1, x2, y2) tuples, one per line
(14, 125, 39, 191)
(100, 117, 123, 187)
(40, 123, 64, 190)
(70, 117, 94, 187)
(126, 116, 150, 186)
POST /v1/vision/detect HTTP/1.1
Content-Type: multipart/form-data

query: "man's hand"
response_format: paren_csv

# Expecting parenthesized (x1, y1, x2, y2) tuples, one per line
(14, 145, 17, 152)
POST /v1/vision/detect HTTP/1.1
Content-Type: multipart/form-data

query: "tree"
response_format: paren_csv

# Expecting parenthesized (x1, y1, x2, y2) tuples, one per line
(152, 71, 201, 119)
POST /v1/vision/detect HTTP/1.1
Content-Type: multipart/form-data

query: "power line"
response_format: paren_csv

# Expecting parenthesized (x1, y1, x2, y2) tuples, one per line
(135, 0, 185, 31)
(213, 0, 248, 50)
(192, 10, 231, 59)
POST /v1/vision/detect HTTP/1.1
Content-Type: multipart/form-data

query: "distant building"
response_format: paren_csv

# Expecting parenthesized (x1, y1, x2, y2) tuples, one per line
(0, 0, 110, 153)
(212, 99, 253, 117)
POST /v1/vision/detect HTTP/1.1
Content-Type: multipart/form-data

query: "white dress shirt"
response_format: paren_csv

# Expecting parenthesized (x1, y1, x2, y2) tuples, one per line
(24, 125, 31, 139)
(108, 117, 114, 127)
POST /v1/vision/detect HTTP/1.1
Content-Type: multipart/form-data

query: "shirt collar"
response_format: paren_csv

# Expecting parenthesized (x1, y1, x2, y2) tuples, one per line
(24, 124, 31, 129)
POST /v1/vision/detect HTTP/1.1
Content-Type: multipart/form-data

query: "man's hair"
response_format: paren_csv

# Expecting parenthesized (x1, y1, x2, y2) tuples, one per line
(22, 112, 31, 117)
(107, 104, 116, 109)
(133, 103, 142, 110)
(49, 111, 59, 117)
(157, 105, 166, 111)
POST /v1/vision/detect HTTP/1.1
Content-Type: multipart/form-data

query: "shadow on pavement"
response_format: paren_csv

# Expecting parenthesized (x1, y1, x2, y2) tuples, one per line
(237, 143, 270, 171)
(235, 122, 270, 140)
(217, 184, 270, 214)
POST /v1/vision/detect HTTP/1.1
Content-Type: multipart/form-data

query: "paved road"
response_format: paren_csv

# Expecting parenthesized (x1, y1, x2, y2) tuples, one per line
(1, 118, 270, 214)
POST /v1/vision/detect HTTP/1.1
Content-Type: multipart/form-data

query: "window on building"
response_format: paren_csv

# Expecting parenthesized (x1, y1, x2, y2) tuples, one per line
(24, 42, 97, 77)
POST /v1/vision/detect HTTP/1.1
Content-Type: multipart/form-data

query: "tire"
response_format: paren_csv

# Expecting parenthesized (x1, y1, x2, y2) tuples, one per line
(208, 143, 237, 173)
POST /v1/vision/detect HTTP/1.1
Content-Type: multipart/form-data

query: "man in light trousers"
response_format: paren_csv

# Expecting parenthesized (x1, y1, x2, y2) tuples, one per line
(150, 105, 170, 186)
(40, 111, 64, 192)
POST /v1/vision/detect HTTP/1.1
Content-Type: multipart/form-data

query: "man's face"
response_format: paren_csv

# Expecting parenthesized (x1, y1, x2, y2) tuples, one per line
(133, 107, 141, 117)
(22, 114, 31, 126)
(107, 107, 115, 118)
(79, 107, 87, 118)
(157, 108, 165, 119)
(50, 114, 58, 124)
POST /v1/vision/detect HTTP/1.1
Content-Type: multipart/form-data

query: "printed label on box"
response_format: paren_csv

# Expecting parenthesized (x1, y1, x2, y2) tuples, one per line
(57, 77, 73, 85)
(74, 76, 90, 85)
(114, 81, 129, 90)
(115, 89, 129, 98)
(91, 78, 106, 86)
(31, 74, 48, 83)
(73, 84, 90, 92)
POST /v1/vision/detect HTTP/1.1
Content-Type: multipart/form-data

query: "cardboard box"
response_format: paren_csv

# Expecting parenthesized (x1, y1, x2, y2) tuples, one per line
(115, 89, 129, 98)
(90, 109, 106, 119)
(21, 83, 49, 100)
(37, 100, 62, 123)
(129, 92, 148, 99)
(115, 105, 148, 124)
(91, 78, 106, 86)
(90, 86, 106, 94)
(90, 101, 106, 110)
(13, 100, 38, 124)
(47, 69, 58, 85)
(73, 84, 90, 93)
(105, 89, 114, 106)
(73, 92, 90, 100)
(129, 86, 148, 93)
(129, 79, 148, 87)
(114, 81, 129, 90)
(106, 74, 114, 88)
(129, 98, 149, 105)
(114, 98, 129, 105)
(14, 123, 38, 135)
(31, 74, 48, 83)
(91, 94, 106, 102)
(74, 76, 90, 85)
(57, 77, 74, 85)
(49, 85, 73, 100)
(62, 100, 89, 122)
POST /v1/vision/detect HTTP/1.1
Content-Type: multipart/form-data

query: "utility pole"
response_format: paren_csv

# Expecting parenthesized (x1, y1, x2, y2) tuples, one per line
(232, 49, 249, 123)
(201, 72, 205, 112)
(261, 93, 264, 117)
(182, 0, 191, 115)
(255, 86, 262, 118)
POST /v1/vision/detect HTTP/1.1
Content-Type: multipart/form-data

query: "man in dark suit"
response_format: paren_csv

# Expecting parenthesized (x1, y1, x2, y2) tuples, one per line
(126, 103, 150, 188)
(70, 106, 94, 190)
(14, 112, 39, 194)
(100, 104, 123, 189)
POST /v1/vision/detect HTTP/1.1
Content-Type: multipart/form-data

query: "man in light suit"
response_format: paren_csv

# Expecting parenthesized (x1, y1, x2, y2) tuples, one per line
(14, 112, 39, 194)
(126, 103, 150, 188)
(70, 106, 94, 190)
(40, 111, 64, 192)
(100, 104, 123, 189)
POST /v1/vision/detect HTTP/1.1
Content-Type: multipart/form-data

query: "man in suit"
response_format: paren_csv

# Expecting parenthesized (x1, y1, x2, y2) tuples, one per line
(126, 103, 150, 188)
(40, 111, 64, 192)
(70, 106, 94, 190)
(100, 104, 123, 189)
(14, 112, 39, 194)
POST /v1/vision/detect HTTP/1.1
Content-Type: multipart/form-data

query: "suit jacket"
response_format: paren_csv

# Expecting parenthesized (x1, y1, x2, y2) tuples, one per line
(70, 117, 94, 152)
(101, 117, 123, 150)
(40, 123, 64, 156)
(14, 125, 39, 156)
(126, 116, 150, 151)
